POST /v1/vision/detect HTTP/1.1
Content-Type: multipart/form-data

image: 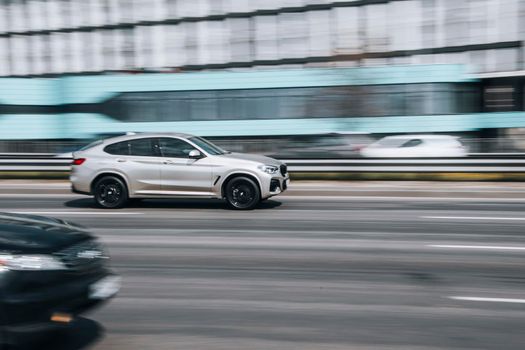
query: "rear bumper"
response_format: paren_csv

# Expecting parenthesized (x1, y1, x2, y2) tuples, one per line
(71, 184, 90, 195)
(70, 170, 94, 195)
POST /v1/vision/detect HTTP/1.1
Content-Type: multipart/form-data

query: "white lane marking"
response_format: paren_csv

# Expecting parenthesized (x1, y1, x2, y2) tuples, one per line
(280, 196, 525, 202)
(0, 193, 524, 202)
(423, 216, 525, 221)
(8, 211, 143, 216)
(0, 194, 78, 198)
(428, 244, 525, 251)
(449, 296, 525, 304)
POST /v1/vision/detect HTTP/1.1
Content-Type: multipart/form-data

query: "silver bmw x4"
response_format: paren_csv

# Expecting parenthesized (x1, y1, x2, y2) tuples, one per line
(70, 133, 289, 210)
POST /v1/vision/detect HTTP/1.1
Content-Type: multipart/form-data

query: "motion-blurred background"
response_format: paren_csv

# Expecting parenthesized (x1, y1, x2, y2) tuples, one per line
(0, 0, 524, 157)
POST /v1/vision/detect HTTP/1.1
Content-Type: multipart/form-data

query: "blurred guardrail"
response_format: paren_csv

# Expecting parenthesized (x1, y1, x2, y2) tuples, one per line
(3, 137, 525, 157)
(0, 158, 72, 171)
(3, 157, 525, 173)
(285, 159, 525, 172)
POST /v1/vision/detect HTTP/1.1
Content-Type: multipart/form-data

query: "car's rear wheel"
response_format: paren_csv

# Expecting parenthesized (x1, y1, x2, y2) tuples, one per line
(93, 176, 128, 209)
(225, 176, 260, 210)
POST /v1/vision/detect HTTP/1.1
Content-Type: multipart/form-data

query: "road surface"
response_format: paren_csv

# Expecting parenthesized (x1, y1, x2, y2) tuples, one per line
(1, 181, 524, 350)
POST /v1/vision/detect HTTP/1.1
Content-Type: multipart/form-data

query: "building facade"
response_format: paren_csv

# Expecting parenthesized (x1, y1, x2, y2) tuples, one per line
(0, 0, 524, 76)
(0, 0, 524, 145)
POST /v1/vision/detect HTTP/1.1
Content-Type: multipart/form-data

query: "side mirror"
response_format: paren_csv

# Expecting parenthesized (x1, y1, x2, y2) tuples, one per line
(189, 149, 202, 159)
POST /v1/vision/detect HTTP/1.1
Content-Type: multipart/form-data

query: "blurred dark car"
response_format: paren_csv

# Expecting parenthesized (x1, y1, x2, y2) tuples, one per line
(0, 213, 119, 348)
(271, 133, 373, 159)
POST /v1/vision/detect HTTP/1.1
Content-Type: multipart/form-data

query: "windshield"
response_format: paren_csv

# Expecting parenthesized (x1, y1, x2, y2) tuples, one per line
(189, 137, 228, 155)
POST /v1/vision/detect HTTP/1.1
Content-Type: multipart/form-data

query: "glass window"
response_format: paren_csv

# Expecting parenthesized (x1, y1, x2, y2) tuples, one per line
(0, 2, 7, 33)
(104, 141, 129, 155)
(277, 12, 308, 59)
(103, 82, 476, 122)
(121, 28, 135, 69)
(129, 138, 157, 156)
(50, 32, 66, 73)
(158, 138, 196, 158)
(307, 10, 331, 57)
(401, 139, 423, 148)
(104, 138, 157, 156)
(11, 36, 29, 75)
(119, 0, 134, 22)
(184, 22, 198, 65)
(9, 0, 27, 32)
(228, 18, 251, 62)
(333, 7, 359, 53)
(254, 15, 278, 60)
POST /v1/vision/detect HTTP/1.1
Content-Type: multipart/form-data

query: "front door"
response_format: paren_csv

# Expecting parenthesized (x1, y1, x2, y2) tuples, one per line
(158, 137, 214, 196)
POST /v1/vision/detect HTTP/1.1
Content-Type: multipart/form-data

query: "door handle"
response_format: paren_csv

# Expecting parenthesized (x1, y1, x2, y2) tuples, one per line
(163, 160, 175, 165)
(116, 158, 126, 163)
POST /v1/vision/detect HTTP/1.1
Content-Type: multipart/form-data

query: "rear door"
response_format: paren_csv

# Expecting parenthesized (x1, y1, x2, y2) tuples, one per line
(104, 138, 163, 195)
(158, 137, 214, 196)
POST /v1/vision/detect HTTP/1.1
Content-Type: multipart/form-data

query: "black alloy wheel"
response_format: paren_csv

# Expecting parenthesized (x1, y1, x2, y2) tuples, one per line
(225, 176, 260, 210)
(93, 176, 128, 209)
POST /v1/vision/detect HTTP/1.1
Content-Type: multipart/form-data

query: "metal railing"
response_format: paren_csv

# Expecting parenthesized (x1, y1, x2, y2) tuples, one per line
(3, 137, 525, 157)
(2, 157, 525, 173)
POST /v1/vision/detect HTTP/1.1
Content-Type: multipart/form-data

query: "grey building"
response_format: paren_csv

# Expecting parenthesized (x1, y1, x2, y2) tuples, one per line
(0, 0, 523, 76)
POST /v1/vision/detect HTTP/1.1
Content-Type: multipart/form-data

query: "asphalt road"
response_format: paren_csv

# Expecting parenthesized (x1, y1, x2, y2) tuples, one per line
(1, 181, 525, 350)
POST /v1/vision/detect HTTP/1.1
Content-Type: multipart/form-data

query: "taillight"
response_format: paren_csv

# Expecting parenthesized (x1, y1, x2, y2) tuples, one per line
(72, 158, 86, 166)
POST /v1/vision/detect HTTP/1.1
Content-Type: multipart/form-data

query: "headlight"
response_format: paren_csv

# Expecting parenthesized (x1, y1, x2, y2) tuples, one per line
(0, 254, 67, 271)
(258, 165, 279, 174)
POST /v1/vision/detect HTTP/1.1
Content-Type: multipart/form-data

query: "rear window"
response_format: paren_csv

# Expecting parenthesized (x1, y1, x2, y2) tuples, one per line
(104, 138, 158, 157)
(401, 139, 423, 148)
(104, 141, 129, 155)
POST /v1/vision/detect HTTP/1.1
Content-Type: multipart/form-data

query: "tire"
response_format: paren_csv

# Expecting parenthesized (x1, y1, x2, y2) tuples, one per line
(93, 176, 128, 209)
(225, 176, 261, 210)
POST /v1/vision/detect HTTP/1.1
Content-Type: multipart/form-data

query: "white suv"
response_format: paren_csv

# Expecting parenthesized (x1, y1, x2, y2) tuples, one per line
(70, 133, 289, 210)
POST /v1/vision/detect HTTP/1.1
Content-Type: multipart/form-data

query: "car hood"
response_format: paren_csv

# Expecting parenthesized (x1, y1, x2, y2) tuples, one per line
(218, 152, 282, 166)
(0, 213, 93, 254)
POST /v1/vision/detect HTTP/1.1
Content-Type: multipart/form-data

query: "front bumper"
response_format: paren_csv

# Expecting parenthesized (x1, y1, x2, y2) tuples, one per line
(266, 176, 290, 198)
(1, 270, 120, 333)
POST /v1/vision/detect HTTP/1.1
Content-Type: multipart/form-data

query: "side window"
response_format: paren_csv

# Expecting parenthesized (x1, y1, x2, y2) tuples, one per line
(158, 138, 196, 158)
(128, 138, 157, 157)
(104, 141, 129, 155)
(401, 139, 423, 148)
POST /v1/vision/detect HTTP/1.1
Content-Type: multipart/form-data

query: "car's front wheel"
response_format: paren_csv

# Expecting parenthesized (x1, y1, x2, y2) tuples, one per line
(225, 176, 260, 210)
(93, 176, 128, 209)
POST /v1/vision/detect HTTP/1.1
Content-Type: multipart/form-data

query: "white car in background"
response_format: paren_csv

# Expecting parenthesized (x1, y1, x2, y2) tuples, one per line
(360, 135, 467, 158)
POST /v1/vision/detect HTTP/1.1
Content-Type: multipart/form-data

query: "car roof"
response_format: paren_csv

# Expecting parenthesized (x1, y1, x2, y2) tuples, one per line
(381, 134, 458, 140)
(100, 132, 195, 144)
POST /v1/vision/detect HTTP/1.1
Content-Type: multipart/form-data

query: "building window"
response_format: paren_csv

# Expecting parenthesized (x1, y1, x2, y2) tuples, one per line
(228, 18, 252, 62)
(485, 86, 515, 111)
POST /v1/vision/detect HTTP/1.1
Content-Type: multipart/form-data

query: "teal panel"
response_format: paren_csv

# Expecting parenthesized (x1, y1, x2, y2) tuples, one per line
(339, 113, 525, 134)
(59, 64, 475, 104)
(3, 111, 524, 140)
(0, 114, 65, 139)
(0, 65, 475, 105)
(0, 79, 60, 105)
(60, 112, 525, 139)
